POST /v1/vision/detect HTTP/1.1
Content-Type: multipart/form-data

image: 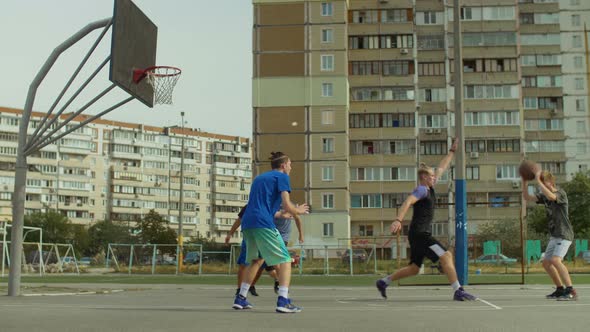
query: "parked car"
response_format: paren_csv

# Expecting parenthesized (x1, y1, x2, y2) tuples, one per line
(471, 254, 517, 264)
(289, 250, 301, 267)
(342, 249, 367, 263)
(79, 257, 92, 266)
(183, 251, 208, 265)
(61, 256, 76, 265)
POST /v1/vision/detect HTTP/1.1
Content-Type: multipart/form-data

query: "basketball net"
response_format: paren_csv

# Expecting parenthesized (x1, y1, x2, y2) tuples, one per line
(145, 66, 181, 105)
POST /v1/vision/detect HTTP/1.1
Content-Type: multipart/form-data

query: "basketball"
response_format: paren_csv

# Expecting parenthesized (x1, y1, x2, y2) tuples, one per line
(518, 160, 540, 180)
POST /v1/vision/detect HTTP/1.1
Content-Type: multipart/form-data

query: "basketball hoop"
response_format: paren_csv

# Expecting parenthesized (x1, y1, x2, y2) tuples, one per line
(133, 66, 181, 105)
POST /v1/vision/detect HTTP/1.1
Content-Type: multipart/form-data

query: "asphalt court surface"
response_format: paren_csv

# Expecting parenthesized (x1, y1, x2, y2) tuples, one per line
(0, 284, 588, 331)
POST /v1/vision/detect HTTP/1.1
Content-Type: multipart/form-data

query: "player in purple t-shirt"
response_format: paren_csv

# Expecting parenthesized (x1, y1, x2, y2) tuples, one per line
(376, 139, 477, 301)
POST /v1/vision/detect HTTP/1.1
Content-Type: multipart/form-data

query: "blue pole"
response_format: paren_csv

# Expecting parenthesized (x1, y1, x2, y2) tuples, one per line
(455, 179, 468, 285)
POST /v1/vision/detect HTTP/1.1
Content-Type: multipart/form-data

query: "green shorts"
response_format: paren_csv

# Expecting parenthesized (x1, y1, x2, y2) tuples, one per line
(242, 228, 291, 267)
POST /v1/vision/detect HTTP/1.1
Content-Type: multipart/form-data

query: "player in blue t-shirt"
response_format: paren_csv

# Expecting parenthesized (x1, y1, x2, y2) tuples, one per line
(225, 205, 304, 296)
(375, 139, 477, 302)
(232, 152, 309, 313)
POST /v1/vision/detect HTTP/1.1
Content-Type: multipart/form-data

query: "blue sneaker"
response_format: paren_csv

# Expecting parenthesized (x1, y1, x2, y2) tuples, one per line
(453, 287, 477, 301)
(232, 294, 253, 310)
(376, 279, 388, 299)
(275, 296, 302, 313)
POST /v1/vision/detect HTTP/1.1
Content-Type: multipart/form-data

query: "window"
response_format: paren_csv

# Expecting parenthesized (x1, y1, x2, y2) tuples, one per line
(487, 139, 520, 152)
(419, 11, 439, 25)
(573, 35, 582, 48)
(536, 54, 561, 66)
(464, 85, 517, 99)
(322, 83, 333, 97)
(575, 78, 585, 90)
(576, 120, 586, 134)
(322, 166, 334, 181)
(417, 34, 445, 49)
(321, 110, 335, 125)
(323, 223, 334, 237)
(381, 9, 410, 23)
(571, 0, 580, 4)
(576, 99, 585, 112)
(321, 28, 333, 43)
(322, 137, 334, 153)
(321, 55, 334, 71)
(350, 194, 382, 208)
(520, 13, 534, 24)
(523, 97, 538, 109)
(577, 142, 587, 154)
(321, 2, 333, 16)
(520, 34, 560, 46)
(574, 56, 583, 69)
(540, 162, 565, 175)
(572, 15, 581, 27)
(420, 141, 447, 155)
(496, 165, 519, 180)
(352, 10, 378, 23)
(359, 225, 374, 237)
(322, 193, 334, 209)
(382, 61, 410, 76)
(466, 166, 479, 180)
(419, 88, 446, 102)
(418, 62, 445, 76)
(526, 140, 565, 153)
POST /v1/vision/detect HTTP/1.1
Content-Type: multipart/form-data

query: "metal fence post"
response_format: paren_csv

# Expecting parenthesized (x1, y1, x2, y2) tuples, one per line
(128, 244, 134, 275)
(151, 244, 157, 275)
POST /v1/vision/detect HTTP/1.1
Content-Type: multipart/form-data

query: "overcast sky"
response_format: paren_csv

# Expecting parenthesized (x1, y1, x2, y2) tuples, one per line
(1, 0, 253, 138)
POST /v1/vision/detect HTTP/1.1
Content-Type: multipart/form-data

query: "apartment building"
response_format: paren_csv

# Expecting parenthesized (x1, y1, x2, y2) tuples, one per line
(0, 106, 251, 244)
(252, 0, 589, 248)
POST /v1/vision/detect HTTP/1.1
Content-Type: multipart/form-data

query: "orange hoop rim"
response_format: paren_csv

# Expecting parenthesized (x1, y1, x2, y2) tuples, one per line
(133, 66, 182, 83)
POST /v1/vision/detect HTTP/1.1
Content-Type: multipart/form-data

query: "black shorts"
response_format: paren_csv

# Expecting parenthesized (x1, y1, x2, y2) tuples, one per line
(408, 233, 447, 267)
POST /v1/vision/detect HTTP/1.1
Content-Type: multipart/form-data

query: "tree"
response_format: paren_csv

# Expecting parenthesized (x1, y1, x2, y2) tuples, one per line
(561, 171, 590, 238)
(23, 210, 72, 244)
(135, 210, 177, 246)
(87, 219, 129, 256)
(70, 224, 92, 256)
(475, 218, 522, 259)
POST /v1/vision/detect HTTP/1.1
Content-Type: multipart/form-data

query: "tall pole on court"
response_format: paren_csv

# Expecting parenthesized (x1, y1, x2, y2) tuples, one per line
(178, 111, 185, 273)
(453, 0, 468, 285)
(8, 18, 113, 296)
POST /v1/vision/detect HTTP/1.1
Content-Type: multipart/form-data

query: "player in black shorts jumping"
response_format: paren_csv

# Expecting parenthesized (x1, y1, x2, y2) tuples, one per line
(376, 138, 477, 301)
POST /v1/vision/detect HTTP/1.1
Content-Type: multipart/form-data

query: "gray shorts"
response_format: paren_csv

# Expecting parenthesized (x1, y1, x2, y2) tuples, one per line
(544, 237, 572, 260)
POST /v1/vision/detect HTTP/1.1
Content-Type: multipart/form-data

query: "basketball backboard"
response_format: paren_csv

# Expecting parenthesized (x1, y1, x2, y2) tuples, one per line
(109, 0, 158, 107)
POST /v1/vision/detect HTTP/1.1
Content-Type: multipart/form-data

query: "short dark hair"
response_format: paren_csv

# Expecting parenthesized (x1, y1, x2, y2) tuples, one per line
(269, 151, 289, 169)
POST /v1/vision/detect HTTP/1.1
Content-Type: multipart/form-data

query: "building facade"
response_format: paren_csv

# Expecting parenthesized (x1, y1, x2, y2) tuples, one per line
(0, 107, 252, 244)
(252, 0, 590, 248)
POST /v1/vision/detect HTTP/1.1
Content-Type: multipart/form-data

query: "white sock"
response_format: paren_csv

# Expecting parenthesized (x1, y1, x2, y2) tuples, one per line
(381, 276, 392, 285)
(239, 283, 250, 297)
(278, 286, 289, 298)
(451, 281, 461, 291)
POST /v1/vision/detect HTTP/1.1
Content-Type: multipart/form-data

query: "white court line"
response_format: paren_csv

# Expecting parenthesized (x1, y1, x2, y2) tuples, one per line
(476, 298, 502, 310)
(22, 289, 124, 297)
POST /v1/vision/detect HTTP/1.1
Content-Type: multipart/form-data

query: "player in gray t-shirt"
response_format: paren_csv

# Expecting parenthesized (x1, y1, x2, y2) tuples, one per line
(523, 170, 577, 301)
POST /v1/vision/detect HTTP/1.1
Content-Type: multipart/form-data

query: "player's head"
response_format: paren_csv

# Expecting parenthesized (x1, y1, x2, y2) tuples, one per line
(417, 163, 435, 186)
(540, 170, 556, 189)
(270, 151, 291, 174)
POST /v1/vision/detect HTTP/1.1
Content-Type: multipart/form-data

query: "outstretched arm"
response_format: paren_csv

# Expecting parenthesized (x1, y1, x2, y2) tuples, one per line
(293, 214, 304, 244)
(280, 191, 309, 215)
(390, 195, 419, 234)
(435, 138, 457, 179)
